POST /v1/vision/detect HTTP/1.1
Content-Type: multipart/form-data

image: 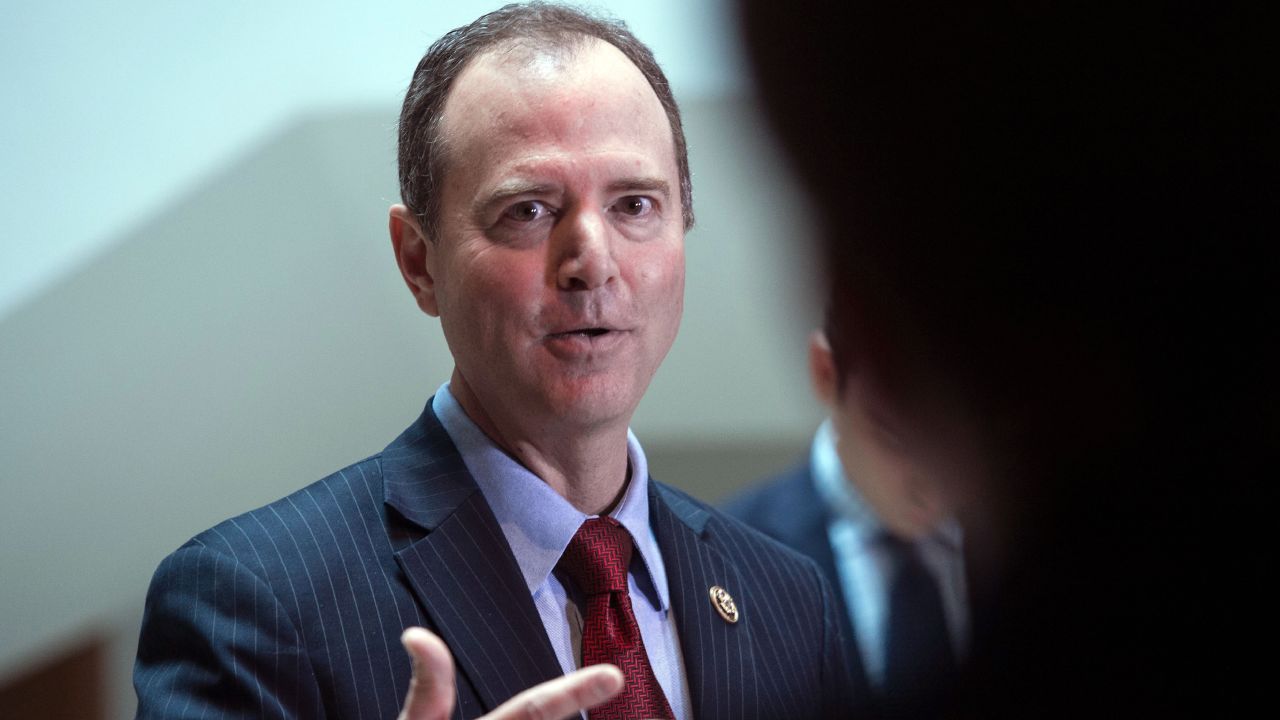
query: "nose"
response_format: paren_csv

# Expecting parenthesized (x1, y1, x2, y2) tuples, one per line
(553, 207, 619, 291)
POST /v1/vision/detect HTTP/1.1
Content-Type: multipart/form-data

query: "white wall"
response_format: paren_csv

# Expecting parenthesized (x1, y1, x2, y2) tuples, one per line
(1, 0, 750, 318)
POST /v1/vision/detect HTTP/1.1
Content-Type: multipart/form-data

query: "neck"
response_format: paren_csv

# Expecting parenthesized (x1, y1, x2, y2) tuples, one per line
(450, 369, 632, 515)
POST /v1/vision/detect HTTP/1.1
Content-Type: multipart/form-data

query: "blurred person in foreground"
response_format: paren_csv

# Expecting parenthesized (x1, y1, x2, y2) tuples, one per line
(133, 3, 850, 719)
(739, 0, 1275, 715)
(724, 320, 967, 718)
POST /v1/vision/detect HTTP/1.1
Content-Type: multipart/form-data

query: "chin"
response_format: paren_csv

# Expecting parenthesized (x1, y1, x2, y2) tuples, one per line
(539, 377, 641, 428)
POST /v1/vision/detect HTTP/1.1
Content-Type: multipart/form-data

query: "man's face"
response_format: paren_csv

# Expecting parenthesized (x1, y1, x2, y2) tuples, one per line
(831, 388, 949, 540)
(421, 40, 685, 431)
(811, 331, 950, 540)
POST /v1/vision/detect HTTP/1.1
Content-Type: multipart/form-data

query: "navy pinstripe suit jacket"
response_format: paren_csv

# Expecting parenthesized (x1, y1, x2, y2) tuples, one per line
(134, 402, 853, 719)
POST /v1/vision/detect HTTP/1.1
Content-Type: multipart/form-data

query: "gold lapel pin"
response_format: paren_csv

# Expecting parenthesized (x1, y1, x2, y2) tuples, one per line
(708, 585, 740, 624)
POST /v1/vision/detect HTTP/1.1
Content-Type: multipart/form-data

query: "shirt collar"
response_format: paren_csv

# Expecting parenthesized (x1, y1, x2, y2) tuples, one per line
(432, 383, 670, 611)
(811, 419, 963, 552)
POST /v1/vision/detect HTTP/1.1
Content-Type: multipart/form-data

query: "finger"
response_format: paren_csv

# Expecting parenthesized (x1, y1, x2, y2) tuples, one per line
(398, 626, 457, 720)
(484, 664, 624, 720)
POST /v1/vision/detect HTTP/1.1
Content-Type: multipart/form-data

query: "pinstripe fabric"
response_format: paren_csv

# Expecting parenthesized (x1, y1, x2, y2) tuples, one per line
(134, 401, 853, 719)
(652, 484, 853, 719)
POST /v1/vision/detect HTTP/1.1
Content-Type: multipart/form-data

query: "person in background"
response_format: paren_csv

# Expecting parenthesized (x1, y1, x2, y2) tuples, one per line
(737, 0, 1275, 715)
(724, 320, 966, 718)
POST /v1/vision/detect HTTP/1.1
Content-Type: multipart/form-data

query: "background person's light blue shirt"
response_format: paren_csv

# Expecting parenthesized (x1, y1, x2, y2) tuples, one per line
(433, 384, 691, 720)
(812, 420, 969, 688)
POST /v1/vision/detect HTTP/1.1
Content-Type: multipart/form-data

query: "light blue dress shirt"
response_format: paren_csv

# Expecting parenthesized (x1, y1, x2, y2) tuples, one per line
(811, 420, 969, 688)
(433, 384, 691, 720)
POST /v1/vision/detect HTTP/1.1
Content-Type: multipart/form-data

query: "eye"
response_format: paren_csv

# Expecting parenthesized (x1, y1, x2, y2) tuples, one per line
(612, 196, 654, 217)
(502, 200, 553, 223)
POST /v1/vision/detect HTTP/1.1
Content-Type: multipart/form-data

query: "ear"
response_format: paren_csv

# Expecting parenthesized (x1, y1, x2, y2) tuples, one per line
(389, 204, 440, 317)
(808, 329, 839, 409)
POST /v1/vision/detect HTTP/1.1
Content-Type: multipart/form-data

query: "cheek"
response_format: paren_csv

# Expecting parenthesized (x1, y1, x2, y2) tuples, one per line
(447, 248, 543, 313)
(634, 241, 685, 302)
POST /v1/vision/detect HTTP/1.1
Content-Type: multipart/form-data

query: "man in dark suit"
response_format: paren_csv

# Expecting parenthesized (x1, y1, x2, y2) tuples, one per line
(133, 4, 850, 719)
(723, 326, 965, 718)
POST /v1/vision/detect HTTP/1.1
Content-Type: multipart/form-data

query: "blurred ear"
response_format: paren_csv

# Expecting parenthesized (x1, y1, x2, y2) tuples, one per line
(808, 329, 839, 409)
(389, 204, 439, 317)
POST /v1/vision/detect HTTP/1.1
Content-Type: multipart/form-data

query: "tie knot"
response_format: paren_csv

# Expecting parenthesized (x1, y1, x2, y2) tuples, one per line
(558, 517, 633, 595)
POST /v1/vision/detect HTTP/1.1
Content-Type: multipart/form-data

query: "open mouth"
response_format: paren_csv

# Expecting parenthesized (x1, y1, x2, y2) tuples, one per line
(553, 328, 610, 338)
(544, 327, 623, 357)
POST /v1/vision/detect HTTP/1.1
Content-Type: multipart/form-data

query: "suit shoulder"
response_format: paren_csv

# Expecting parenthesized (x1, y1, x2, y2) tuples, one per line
(654, 479, 828, 581)
(177, 453, 387, 569)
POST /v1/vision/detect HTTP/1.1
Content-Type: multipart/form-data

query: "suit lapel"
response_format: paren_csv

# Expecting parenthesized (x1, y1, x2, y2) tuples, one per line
(650, 483, 755, 719)
(384, 403, 565, 714)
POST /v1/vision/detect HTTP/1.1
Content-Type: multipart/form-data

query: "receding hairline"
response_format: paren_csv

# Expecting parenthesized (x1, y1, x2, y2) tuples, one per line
(430, 35, 678, 210)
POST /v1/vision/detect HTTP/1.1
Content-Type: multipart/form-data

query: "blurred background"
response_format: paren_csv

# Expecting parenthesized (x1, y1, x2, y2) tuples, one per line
(0, 1, 822, 717)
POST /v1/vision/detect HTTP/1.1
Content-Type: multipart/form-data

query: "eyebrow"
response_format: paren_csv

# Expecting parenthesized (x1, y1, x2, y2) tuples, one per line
(472, 181, 558, 218)
(471, 176, 673, 218)
(607, 177, 671, 197)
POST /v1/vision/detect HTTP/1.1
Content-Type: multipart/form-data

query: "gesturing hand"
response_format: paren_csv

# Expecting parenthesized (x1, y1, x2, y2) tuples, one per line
(397, 627, 624, 720)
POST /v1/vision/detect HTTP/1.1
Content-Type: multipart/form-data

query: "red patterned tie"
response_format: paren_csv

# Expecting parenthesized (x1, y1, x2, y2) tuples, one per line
(557, 517, 675, 720)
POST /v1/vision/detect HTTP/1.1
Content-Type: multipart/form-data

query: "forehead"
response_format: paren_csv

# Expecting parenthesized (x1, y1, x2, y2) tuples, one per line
(437, 39, 676, 185)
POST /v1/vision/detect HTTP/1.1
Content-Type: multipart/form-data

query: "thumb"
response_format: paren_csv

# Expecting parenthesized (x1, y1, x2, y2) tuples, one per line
(398, 627, 456, 720)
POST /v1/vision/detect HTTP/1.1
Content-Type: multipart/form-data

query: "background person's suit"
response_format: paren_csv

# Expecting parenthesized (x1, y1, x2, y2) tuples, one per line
(134, 402, 852, 719)
(721, 463, 874, 711)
